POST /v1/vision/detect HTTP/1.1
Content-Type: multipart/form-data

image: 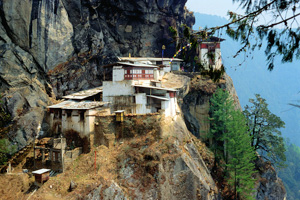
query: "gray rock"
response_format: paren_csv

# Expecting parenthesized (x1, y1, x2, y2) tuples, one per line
(68, 180, 77, 192)
(255, 158, 287, 200)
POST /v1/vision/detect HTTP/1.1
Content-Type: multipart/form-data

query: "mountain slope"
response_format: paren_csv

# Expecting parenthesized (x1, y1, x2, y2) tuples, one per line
(193, 12, 300, 146)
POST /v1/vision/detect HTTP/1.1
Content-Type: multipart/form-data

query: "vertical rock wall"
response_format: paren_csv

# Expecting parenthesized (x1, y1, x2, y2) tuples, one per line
(0, 0, 194, 147)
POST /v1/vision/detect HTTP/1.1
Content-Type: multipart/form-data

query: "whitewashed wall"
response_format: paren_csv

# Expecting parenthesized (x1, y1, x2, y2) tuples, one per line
(113, 66, 125, 82)
(103, 80, 135, 102)
(135, 93, 150, 114)
(161, 93, 177, 117)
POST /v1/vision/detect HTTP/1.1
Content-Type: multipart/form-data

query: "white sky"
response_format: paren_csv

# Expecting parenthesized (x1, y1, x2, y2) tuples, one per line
(185, 0, 242, 18)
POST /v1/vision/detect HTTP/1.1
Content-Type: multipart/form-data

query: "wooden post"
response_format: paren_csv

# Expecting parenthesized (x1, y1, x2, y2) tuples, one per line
(61, 137, 64, 172)
(42, 149, 45, 164)
(94, 151, 97, 173)
(7, 162, 11, 174)
(33, 144, 36, 170)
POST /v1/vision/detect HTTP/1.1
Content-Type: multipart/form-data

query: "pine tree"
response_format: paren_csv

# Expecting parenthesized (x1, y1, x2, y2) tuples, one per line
(243, 94, 286, 167)
(210, 89, 257, 199)
(225, 110, 257, 200)
(209, 88, 234, 163)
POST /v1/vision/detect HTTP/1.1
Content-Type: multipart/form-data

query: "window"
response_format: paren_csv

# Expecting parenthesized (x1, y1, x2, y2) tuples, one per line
(66, 110, 72, 118)
(132, 69, 142, 74)
(80, 111, 85, 121)
(208, 45, 216, 65)
(145, 70, 153, 74)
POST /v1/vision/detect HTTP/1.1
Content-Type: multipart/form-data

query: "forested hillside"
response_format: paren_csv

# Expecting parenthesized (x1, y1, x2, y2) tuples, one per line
(193, 12, 300, 146)
(278, 142, 300, 200)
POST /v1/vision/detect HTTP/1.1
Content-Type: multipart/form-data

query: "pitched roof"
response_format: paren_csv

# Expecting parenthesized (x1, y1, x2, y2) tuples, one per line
(48, 100, 109, 110)
(118, 57, 183, 62)
(62, 87, 103, 100)
(102, 62, 158, 68)
(134, 84, 177, 92)
(147, 95, 169, 101)
(62, 101, 109, 110)
(48, 100, 77, 109)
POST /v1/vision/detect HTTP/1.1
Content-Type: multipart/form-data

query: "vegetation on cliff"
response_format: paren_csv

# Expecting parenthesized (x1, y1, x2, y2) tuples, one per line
(278, 142, 300, 200)
(0, 95, 16, 166)
(244, 94, 286, 168)
(210, 88, 257, 199)
(209, 88, 286, 199)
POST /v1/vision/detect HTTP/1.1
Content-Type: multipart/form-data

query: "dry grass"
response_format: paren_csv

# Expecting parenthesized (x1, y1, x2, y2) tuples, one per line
(0, 173, 33, 200)
(4, 128, 186, 199)
(31, 144, 119, 199)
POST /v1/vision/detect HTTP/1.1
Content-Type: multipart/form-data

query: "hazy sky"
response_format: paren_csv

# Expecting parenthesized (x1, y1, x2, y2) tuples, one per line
(185, 0, 242, 18)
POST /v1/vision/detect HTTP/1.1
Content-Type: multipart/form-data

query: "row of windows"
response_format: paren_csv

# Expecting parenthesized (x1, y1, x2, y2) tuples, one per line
(125, 74, 154, 78)
(124, 69, 153, 74)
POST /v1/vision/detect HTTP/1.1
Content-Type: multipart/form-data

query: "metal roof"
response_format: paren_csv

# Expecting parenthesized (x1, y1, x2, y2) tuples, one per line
(114, 110, 125, 113)
(62, 87, 103, 100)
(134, 84, 177, 92)
(32, 168, 51, 174)
(48, 100, 109, 110)
(116, 62, 158, 68)
(48, 100, 77, 109)
(63, 101, 109, 110)
(147, 95, 169, 101)
(118, 57, 183, 62)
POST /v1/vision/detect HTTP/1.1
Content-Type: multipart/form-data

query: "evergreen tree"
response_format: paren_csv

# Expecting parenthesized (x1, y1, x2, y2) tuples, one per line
(210, 89, 257, 199)
(209, 88, 234, 163)
(243, 94, 286, 167)
(225, 110, 257, 200)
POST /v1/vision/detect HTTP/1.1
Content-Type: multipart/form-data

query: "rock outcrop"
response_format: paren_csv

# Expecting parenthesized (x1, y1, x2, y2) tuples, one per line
(49, 0, 194, 97)
(85, 115, 220, 200)
(0, 0, 194, 146)
(255, 157, 287, 200)
(0, 15, 54, 147)
(0, 1, 287, 199)
(179, 72, 240, 138)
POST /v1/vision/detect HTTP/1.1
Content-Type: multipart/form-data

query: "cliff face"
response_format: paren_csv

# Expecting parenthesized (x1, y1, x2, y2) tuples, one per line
(177, 72, 286, 200)
(179, 73, 241, 139)
(0, 1, 287, 199)
(0, 0, 194, 146)
(255, 158, 287, 200)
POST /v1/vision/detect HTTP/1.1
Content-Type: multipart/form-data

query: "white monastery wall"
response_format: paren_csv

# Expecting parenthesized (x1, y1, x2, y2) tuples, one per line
(102, 81, 135, 102)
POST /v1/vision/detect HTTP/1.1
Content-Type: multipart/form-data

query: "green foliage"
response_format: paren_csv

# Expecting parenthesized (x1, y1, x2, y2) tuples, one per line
(229, 0, 300, 69)
(0, 138, 16, 165)
(209, 88, 234, 162)
(0, 94, 14, 165)
(278, 141, 300, 200)
(190, 0, 300, 70)
(243, 94, 286, 168)
(168, 26, 178, 39)
(210, 88, 257, 199)
(225, 110, 257, 200)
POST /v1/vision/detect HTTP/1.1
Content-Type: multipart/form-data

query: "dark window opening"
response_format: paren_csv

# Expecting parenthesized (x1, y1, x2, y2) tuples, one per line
(80, 111, 85, 121)
(66, 111, 72, 118)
